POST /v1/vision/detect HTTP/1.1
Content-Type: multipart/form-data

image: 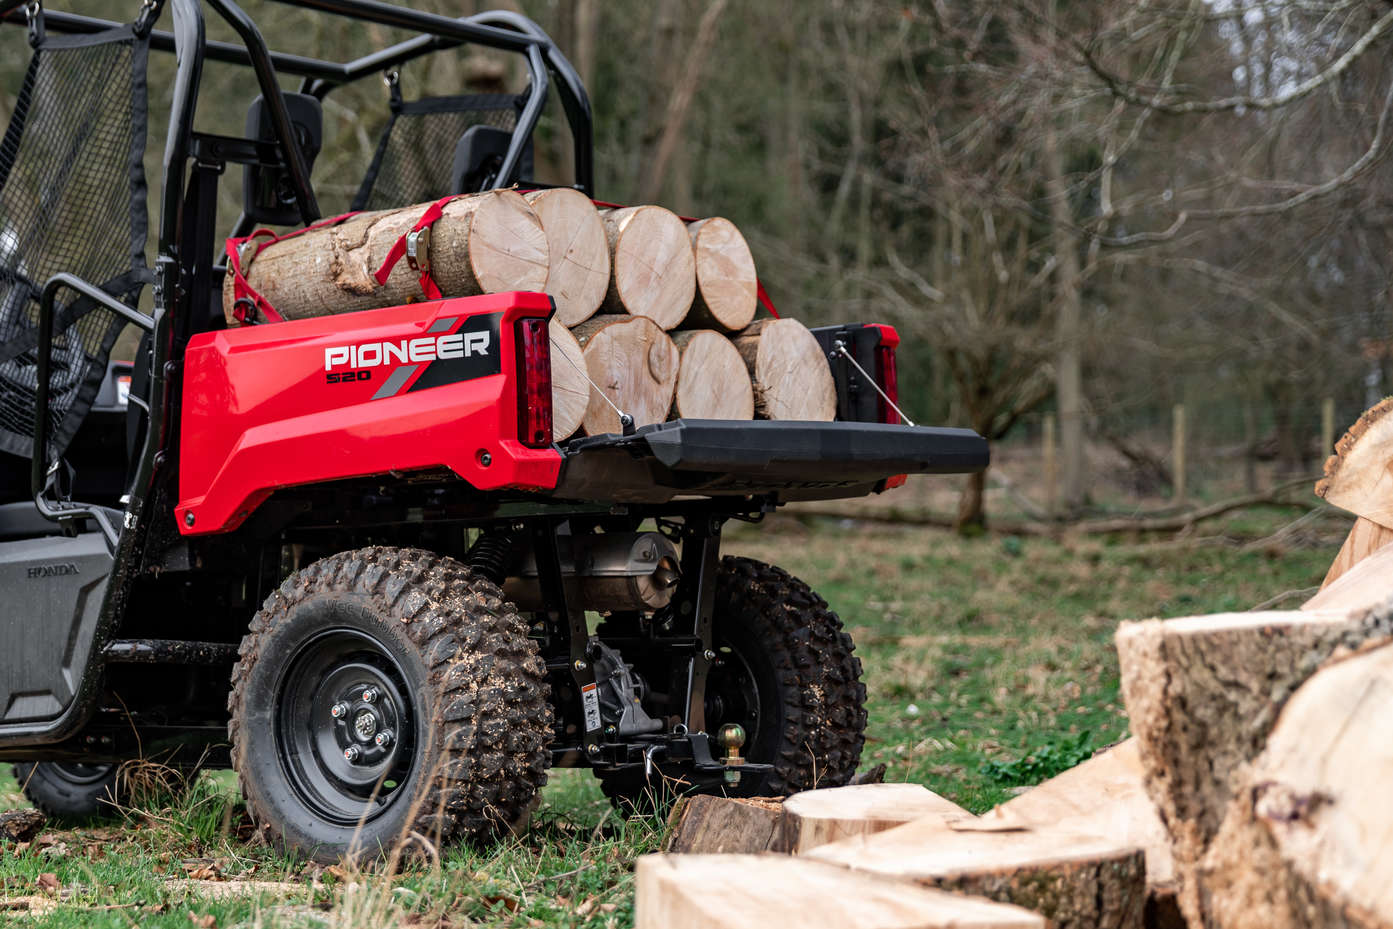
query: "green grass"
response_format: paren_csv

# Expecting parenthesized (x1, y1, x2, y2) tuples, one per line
(0, 511, 1342, 925)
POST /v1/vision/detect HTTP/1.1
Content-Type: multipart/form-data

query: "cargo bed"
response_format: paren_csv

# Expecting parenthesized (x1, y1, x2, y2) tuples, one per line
(553, 419, 989, 504)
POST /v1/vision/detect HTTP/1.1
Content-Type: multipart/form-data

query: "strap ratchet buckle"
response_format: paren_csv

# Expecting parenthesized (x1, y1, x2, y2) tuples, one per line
(405, 226, 431, 279)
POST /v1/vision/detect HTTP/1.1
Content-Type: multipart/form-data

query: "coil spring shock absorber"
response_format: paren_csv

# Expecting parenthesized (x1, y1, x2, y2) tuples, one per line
(466, 530, 517, 585)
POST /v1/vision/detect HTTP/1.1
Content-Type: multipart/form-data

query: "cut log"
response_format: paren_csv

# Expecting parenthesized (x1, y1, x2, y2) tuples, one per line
(806, 817, 1147, 929)
(1315, 397, 1393, 529)
(989, 738, 1174, 889)
(1199, 641, 1393, 929)
(775, 783, 968, 854)
(524, 188, 609, 327)
(664, 794, 783, 854)
(670, 330, 753, 421)
(1115, 605, 1393, 928)
(686, 217, 758, 331)
(732, 318, 836, 421)
(600, 205, 696, 330)
(1319, 516, 1393, 588)
(549, 320, 588, 441)
(636, 854, 1047, 929)
(223, 189, 549, 324)
(1303, 534, 1393, 612)
(571, 314, 679, 435)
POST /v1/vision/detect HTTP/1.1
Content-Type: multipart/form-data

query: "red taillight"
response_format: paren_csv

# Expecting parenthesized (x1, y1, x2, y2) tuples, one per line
(517, 317, 553, 448)
(875, 343, 899, 424)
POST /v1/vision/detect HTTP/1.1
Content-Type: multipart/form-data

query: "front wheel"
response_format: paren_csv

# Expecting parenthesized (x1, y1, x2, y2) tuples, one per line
(229, 547, 552, 863)
(601, 556, 867, 808)
(11, 763, 121, 821)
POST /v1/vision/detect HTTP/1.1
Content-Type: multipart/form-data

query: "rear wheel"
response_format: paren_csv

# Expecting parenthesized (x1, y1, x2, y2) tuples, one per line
(229, 546, 551, 862)
(600, 556, 866, 809)
(11, 762, 120, 821)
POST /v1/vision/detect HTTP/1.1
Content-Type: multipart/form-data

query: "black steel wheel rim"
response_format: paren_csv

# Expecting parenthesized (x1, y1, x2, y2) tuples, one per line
(704, 640, 762, 750)
(50, 763, 114, 785)
(274, 628, 418, 826)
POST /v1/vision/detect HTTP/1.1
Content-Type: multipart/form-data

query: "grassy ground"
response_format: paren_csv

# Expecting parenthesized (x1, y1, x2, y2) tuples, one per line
(0, 509, 1343, 926)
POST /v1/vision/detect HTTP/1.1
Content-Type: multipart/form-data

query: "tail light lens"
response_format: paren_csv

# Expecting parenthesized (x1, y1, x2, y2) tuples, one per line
(875, 344, 900, 424)
(516, 317, 553, 448)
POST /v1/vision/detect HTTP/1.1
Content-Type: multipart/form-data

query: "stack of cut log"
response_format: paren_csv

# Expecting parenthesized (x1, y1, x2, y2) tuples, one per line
(638, 398, 1393, 929)
(223, 188, 836, 438)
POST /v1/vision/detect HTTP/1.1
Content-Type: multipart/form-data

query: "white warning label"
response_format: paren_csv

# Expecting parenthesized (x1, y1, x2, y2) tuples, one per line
(581, 681, 602, 732)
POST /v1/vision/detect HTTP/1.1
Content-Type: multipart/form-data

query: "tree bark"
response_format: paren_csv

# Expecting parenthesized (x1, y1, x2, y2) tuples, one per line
(223, 190, 548, 324)
(599, 206, 696, 331)
(636, 854, 1047, 929)
(1041, 121, 1087, 514)
(571, 314, 679, 435)
(670, 329, 753, 421)
(731, 318, 836, 421)
(1115, 605, 1393, 927)
(524, 188, 609, 327)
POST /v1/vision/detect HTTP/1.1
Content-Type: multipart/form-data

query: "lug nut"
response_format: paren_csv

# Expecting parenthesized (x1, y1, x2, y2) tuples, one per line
(573, 659, 587, 672)
(702, 649, 716, 661)
(330, 702, 349, 720)
(343, 745, 360, 763)
(374, 729, 394, 748)
(586, 743, 600, 754)
(361, 687, 379, 703)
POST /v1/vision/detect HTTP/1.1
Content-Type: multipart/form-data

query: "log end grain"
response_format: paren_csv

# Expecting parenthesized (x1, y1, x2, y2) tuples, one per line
(550, 319, 589, 441)
(779, 782, 967, 854)
(672, 329, 754, 421)
(576, 314, 679, 435)
(603, 205, 697, 330)
(458, 189, 550, 296)
(1315, 396, 1393, 527)
(733, 317, 836, 421)
(689, 216, 758, 331)
(635, 854, 1048, 929)
(664, 794, 784, 854)
(525, 188, 609, 326)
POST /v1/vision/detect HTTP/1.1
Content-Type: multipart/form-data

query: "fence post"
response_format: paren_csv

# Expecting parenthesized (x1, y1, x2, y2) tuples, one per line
(1172, 403, 1187, 504)
(1321, 396, 1335, 457)
(1043, 413, 1057, 517)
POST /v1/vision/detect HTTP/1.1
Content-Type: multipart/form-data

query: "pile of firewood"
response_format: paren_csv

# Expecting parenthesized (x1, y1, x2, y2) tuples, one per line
(637, 399, 1393, 929)
(222, 188, 835, 439)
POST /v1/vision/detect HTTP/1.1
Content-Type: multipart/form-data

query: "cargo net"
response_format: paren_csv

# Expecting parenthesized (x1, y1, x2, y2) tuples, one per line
(0, 26, 149, 461)
(351, 92, 530, 212)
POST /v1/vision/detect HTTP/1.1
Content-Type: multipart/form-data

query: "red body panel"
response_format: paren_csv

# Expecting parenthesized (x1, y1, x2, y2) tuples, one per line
(177, 292, 562, 535)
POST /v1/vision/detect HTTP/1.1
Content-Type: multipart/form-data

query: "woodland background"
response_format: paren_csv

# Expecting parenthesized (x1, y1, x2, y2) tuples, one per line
(4, 0, 1392, 526)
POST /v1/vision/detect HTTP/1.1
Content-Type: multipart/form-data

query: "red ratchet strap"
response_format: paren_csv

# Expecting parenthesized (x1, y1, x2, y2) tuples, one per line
(373, 194, 455, 300)
(225, 211, 361, 325)
(590, 198, 780, 318)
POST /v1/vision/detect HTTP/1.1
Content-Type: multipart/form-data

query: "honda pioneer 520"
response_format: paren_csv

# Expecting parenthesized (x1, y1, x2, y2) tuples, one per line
(0, 0, 987, 861)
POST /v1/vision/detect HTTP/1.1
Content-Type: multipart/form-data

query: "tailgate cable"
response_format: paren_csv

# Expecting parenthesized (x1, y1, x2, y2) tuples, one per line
(832, 340, 916, 427)
(554, 340, 636, 436)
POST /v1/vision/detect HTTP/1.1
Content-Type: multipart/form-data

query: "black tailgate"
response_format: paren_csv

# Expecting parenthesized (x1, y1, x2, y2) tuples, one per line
(553, 420, 988, 503)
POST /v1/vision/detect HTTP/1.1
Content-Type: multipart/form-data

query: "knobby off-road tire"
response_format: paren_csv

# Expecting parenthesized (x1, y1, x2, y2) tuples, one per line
(11, 763, 121, 821)
(601, 556, 867, 810)
(228, 547, 551, 863)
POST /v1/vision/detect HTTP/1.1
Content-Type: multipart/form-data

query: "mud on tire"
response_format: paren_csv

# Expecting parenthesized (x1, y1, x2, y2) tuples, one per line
(602, 555, 866, 807)
(228, 546, 551, 862)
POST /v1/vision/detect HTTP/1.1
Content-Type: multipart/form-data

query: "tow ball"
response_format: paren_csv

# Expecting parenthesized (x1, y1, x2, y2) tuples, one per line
(718, 723, 746, 787)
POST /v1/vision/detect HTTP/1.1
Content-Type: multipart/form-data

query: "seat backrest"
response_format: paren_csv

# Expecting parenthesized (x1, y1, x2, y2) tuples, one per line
(0, 24, 150, 464)
(351, 92, 532, 212)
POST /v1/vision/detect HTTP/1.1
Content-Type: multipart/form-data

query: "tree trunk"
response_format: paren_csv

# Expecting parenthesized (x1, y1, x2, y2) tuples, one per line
(774, 783, 967, 854)
(1115, 606, 1393, 928)
(223, 190, 548, 324)
(807, 816, 1147, 929)
(523, 188, 609, 327)
(571, 314, 679, 435)
(731, 318, 836, 421)
(1041, 121, 1087, 514)
(636, 854, 1047, 929)
(670, 330, 753, 421)
(955, 469, 987, 532)
(549, 319, 589, 441)
(599, 206, 696, 331)
(685, 217, 758, 331)
(1199, 643, 1393, 929)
